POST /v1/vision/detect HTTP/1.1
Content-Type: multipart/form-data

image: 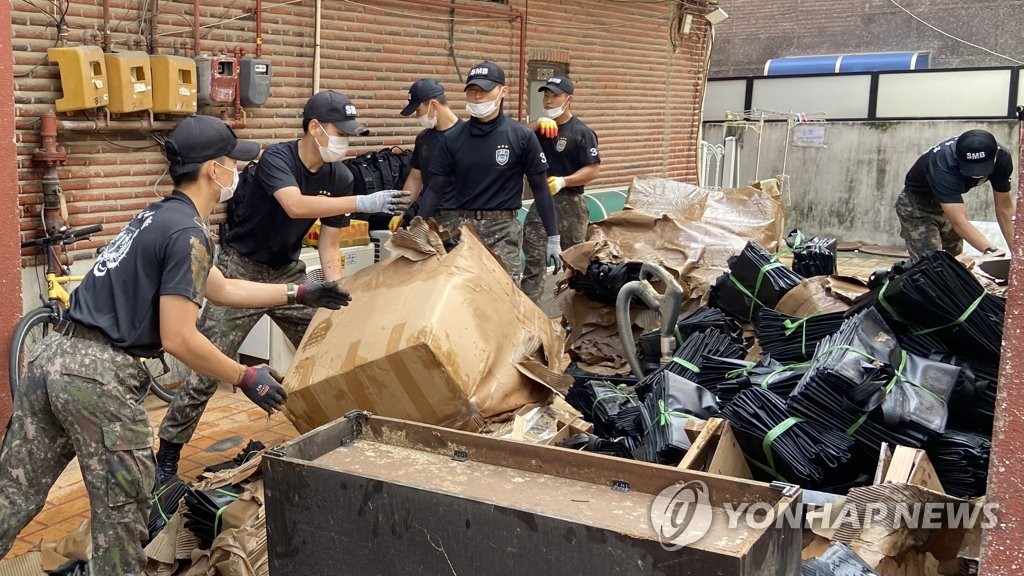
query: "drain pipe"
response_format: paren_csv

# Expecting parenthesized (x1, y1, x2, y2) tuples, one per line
(102, 0, 112, 51)
(616, 261, 685, 379)
(193, 0, 201, 56)
(255, 0, 263, 58)
(32, 111, 69, 248)
(312, 0, 321, 93)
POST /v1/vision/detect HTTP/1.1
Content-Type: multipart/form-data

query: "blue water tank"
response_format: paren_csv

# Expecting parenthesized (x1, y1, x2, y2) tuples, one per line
(764, 52, 930, 76)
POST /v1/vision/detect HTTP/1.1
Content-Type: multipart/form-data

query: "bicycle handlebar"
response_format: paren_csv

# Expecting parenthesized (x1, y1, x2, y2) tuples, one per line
(21, 224, 104, 249)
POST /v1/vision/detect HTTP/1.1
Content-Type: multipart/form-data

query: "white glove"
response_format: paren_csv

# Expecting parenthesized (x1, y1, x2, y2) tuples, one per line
(546, 235, 563, 274)
(547, 176, 566, 195)
(355, 190, 411, 214)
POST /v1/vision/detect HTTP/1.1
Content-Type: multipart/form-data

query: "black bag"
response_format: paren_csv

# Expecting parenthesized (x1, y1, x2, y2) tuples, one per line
(346, 146, 413, 230)
(223, 160, 261, 236)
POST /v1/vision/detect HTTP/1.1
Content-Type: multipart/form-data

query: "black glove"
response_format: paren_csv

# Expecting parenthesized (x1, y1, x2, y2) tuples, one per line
(237, 365, 288, 414)
(295, 280, 352, 309)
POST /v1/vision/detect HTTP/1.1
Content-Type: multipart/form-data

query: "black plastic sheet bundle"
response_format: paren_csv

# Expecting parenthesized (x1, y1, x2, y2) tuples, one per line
(567, 261, 642, 305)
(852, 250, 1005, 362)
(720, 387, 858, 490)
(756, 308, 846, 364)
(898, 332, 998, 435)
(712, 241, 804, 322)
(801, 542, 878, 576)
(557, 433, 639, 459)
(699, 354, 809, 405)
(184, 484, 243, 549)
(639, 307, 745, 374)
(565, 379, 639, 438)
(786, 229, 838, 278)
(787, 309, 958, 462)
(148, 474, 190, 542)
(611, 404, 645, 438)
(927, 430, 991, 498)
(634, 371, 719, 465)
(636, 328, 747, 399)
(203, 439, 265, 474)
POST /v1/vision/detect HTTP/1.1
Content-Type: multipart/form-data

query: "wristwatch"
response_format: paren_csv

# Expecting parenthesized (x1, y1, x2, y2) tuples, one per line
(286, 283, 297, 305)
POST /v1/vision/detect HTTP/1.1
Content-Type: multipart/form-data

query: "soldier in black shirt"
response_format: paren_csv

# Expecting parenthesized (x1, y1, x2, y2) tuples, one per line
(398, 78, 464, 230)
(418, 61, 562, 283)
(522, 75, 601, 306)
(0, 116, 348, 575)
(896, 129, 1014, 259)
(155, 91, 410, 482)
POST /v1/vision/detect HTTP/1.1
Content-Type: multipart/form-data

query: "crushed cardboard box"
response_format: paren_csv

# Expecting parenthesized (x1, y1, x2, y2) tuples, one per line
(283, 223, 569, 434)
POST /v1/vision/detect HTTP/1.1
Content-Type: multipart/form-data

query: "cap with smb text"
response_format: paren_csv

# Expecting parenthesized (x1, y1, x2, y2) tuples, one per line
(538, 75, 574, 95)
(401, 78, 445, 117)
(465, 61, 505, 91)
(955, 129, 998, 178)
(303, 90, 370, 136)
(165, 115, 260, 174)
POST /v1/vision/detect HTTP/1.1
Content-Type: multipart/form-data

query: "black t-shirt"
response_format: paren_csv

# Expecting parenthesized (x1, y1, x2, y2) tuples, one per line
(68, 191, 213, 357)
(410, 120, 463, 209)
(431, 114, 549, 210)
(539, 116, 600, 195)
(225, 140, 354, 267)
(904, 137, 1014, 205)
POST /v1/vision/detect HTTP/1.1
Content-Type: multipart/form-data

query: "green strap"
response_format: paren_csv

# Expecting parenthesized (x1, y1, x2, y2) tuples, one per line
(760, 416, 804, 482)
(783, 311, 823, 357)
(211, 488, 241, 536)
(878, 280, 909, 324)
(846, 350, 908, 436)
(674, 326, 685, 347)
(729, 261, 786, 321)
(760, 362, 811, 389)
(591, 385, 637, 414)
(911, 292, 985, 336)
(151, 482, 174, 523)
(725, 360, 757, 379)
(657, 399, 693, 426)
(672, 357, 700, 373)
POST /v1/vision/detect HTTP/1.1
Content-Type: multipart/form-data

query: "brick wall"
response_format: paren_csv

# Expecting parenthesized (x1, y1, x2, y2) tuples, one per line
(710, 0, 1024, 77)
(12, 0, 710, 263)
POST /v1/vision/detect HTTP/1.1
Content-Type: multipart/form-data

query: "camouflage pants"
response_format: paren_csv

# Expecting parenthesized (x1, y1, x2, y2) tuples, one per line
(521, 193, 589, 305)
(435, 211, 524, 285)
(895, 188, 963, 260)
(158, 244, 313, 445)
(0, 332, 154, 575)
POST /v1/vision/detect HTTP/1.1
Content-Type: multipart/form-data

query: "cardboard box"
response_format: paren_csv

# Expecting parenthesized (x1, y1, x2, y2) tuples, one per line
(282, 226, 568, 433)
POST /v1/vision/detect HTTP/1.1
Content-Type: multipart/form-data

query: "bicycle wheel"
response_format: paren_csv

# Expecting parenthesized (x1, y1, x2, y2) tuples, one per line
(9, 307, 60, 401)
(141, 352, 189, 403)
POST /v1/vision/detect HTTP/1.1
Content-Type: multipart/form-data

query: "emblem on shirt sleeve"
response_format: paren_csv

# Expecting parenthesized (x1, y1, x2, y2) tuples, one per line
(495, 144, 510, 166)
(556, 137, 567, 152)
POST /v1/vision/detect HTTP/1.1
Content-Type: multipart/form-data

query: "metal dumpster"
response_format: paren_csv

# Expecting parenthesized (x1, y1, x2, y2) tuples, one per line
(263, 412, 802, 576)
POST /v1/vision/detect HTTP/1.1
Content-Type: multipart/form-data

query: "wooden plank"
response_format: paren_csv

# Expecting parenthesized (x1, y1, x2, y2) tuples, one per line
(881, 446, 945, 494)
(679, 419, 752, 480)
(873, 443, 893, 485)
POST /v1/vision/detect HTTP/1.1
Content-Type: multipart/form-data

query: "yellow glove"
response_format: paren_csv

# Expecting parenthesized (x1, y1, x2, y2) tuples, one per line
(537, 117, 558, 139)
(547, 176, 566, 195)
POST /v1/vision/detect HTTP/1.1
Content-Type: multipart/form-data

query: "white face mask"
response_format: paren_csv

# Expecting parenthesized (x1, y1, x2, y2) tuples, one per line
(544, 103, 567, 119)
(466, 96, 500, 119)
(317, 125, 349, 163)
(417, 109, 438, 129)
(214, 162, 239, 203)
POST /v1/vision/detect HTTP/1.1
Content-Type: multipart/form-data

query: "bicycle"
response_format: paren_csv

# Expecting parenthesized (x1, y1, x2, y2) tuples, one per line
(10, 224, 186, 403)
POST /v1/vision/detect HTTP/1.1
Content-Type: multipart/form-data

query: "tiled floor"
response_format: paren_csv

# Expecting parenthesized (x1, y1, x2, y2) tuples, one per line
(2, 382, 299, 561)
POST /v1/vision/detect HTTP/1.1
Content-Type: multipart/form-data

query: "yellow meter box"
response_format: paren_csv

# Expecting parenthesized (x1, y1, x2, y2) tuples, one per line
(150, 55, 198, 114)
(104, 51, 153, 113)
(47, 45, 109, 112)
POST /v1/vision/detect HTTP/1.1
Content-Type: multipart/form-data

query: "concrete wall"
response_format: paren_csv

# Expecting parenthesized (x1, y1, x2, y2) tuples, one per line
(710, 0, 1024, 77)
(701, 120, 1020, 246)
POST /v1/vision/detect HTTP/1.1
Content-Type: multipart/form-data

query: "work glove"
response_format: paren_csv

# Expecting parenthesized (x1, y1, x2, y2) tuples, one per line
(537, 117, 558, 139)
(237, 365, 288, 414)
(546, 235, 563, 274)
(354, 190, 411, 214)
(547, 176, 566, 195)
(296, 280, 352, 309)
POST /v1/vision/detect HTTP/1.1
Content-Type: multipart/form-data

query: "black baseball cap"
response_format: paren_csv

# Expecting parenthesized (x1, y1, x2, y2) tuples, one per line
(165, 115, 260, 174)
(956, 129, 998, 178)
(303, 90, 370, 136)
(401, 78, 445, 117)
(465, 61, 505, 91)
(538, 75, 574, 95)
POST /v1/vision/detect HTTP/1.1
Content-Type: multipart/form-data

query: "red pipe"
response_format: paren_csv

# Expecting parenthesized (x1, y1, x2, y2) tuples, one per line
(102, 0, 112, 51)
(395, 0, 527, 121)
(233, 46, 246, 123)
(193, 0, 201, 55)
(255, 0, 263, 58)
